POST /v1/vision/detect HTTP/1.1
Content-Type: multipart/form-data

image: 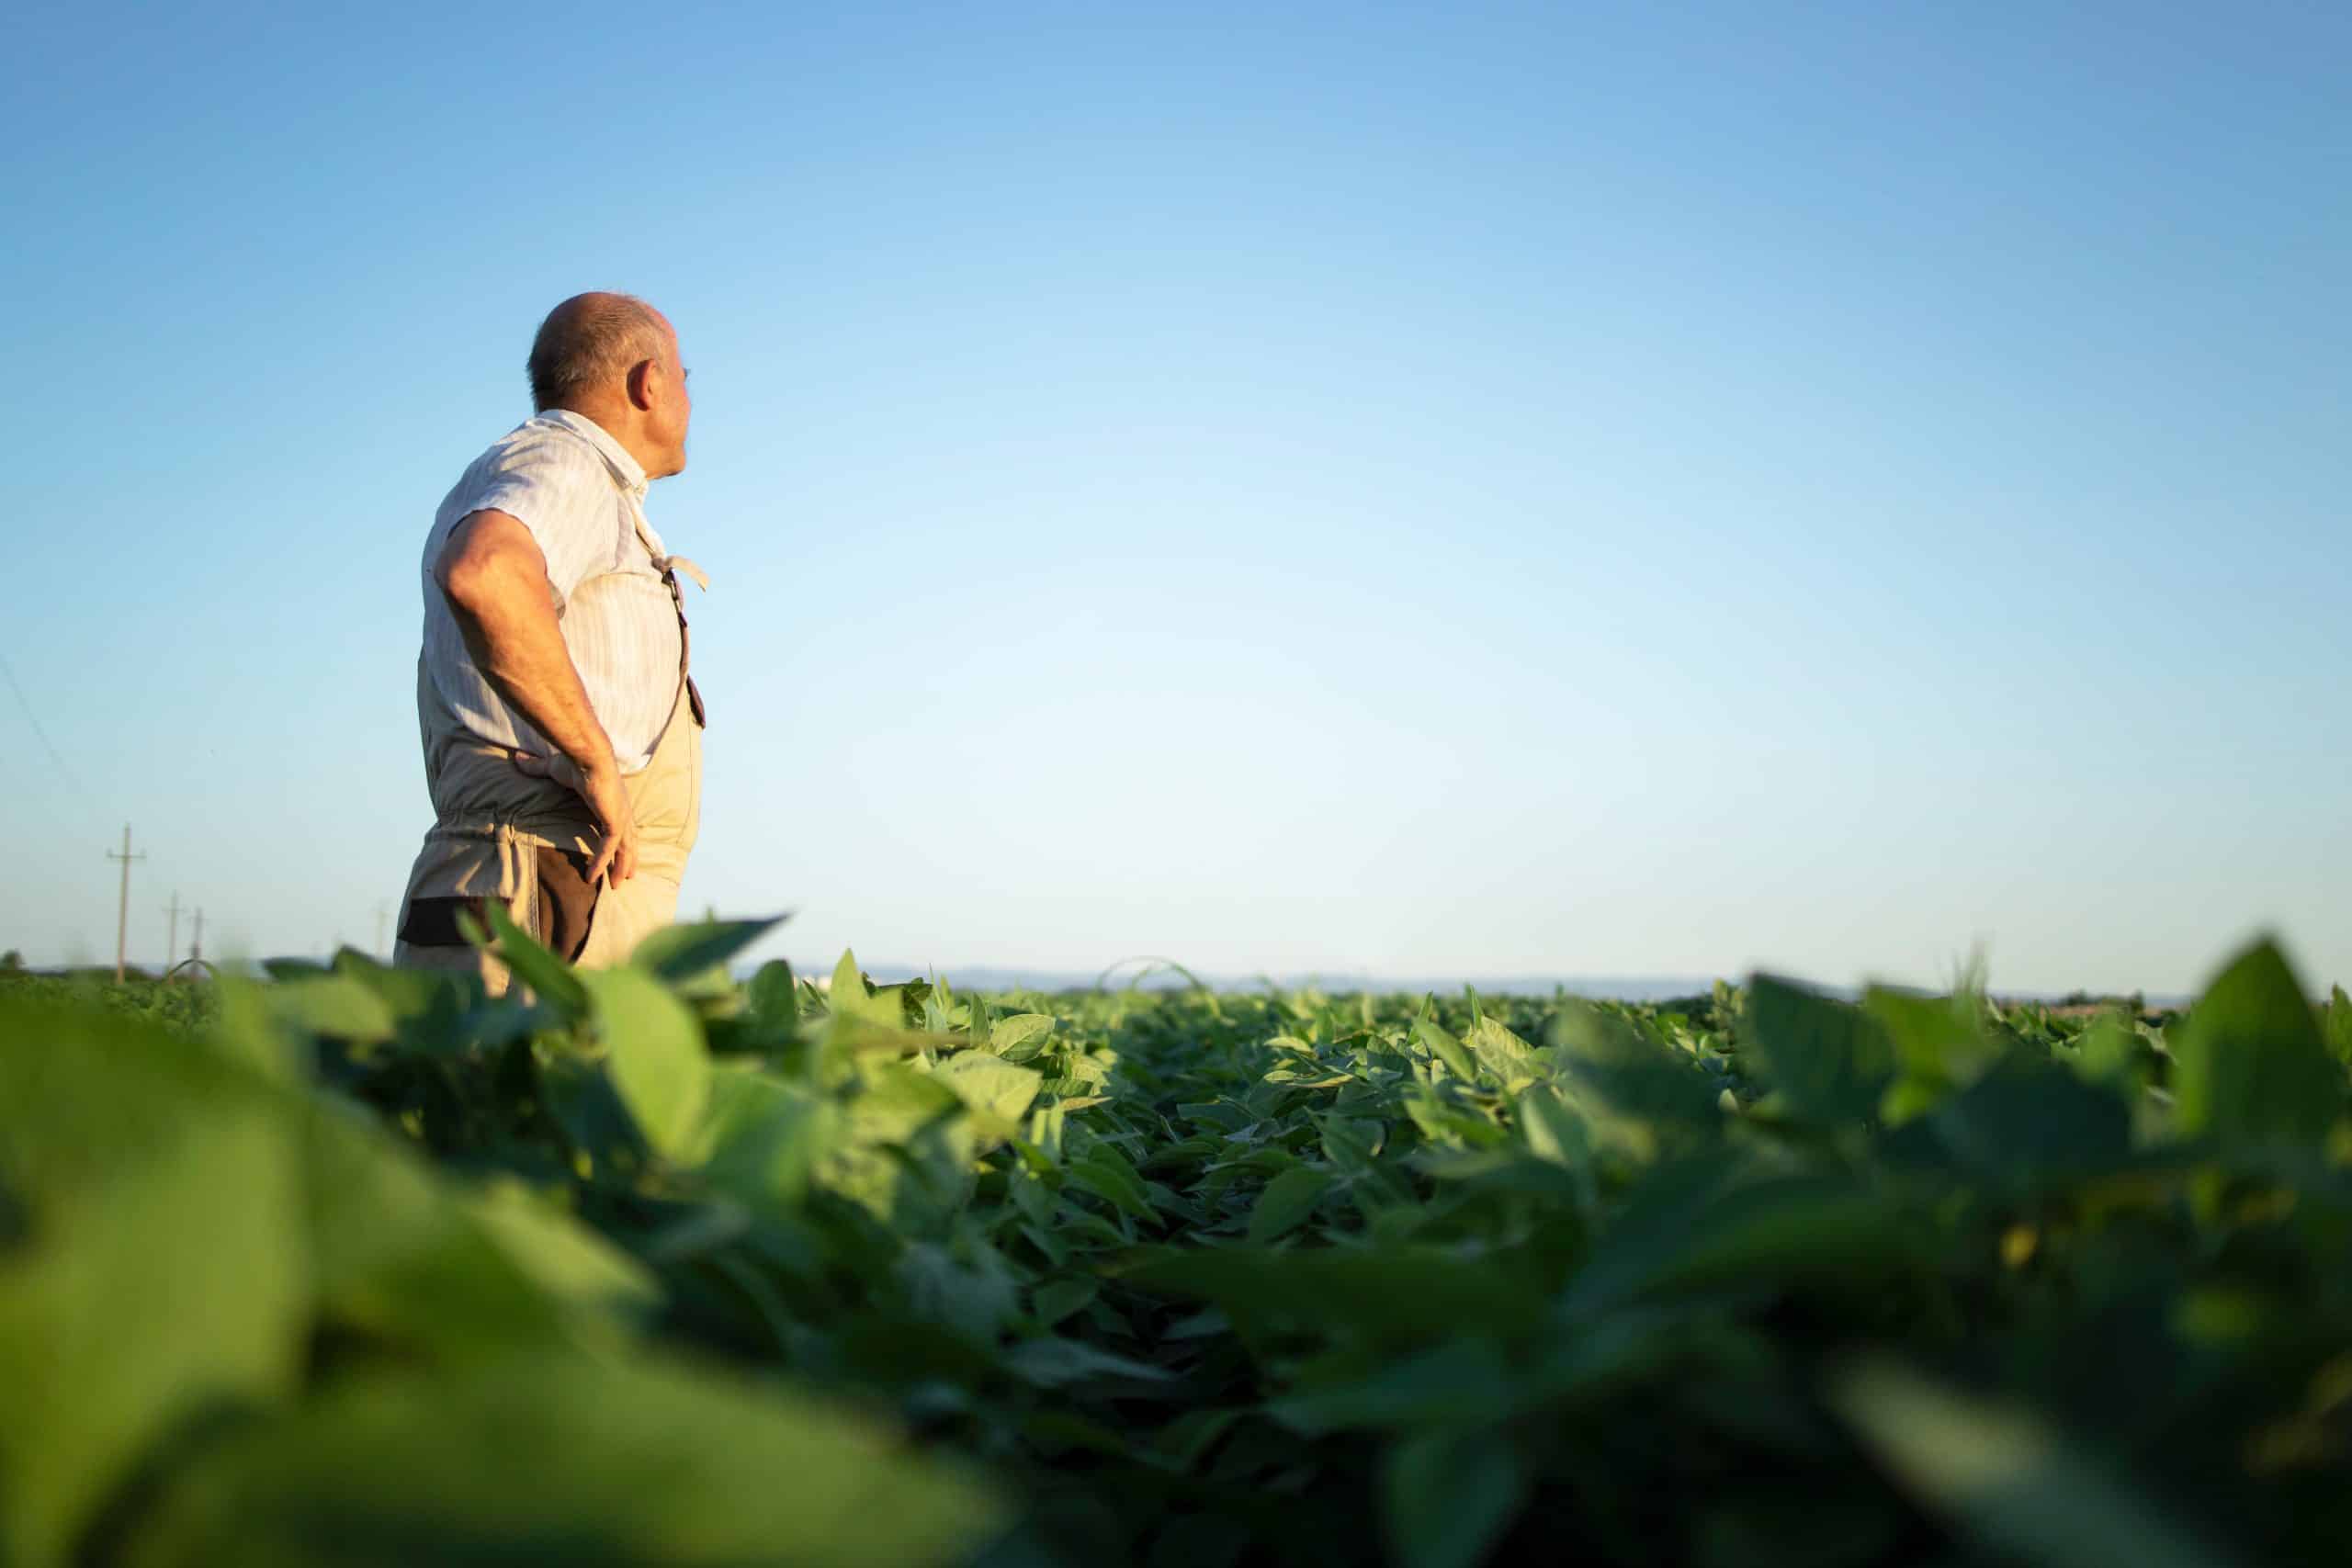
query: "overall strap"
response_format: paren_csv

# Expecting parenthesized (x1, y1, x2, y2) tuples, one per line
(626, 493, 707, 738)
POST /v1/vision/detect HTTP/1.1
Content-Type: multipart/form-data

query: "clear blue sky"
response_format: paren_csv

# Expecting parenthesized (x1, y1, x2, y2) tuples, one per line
(5, 0, 2346, 994)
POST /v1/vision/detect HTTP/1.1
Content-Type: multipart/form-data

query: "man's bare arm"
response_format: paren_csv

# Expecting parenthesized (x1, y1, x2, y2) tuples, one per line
(434, 509, 639, 885)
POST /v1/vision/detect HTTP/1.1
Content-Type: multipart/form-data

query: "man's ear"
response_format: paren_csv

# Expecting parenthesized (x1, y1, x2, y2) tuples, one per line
(627, 358, 660, 411)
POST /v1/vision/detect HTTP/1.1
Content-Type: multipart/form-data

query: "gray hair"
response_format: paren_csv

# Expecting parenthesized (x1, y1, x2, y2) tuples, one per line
(526, 292, 669, 412)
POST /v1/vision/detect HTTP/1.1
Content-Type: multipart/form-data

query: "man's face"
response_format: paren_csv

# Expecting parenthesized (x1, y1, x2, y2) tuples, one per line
(650, 321, 692, 477)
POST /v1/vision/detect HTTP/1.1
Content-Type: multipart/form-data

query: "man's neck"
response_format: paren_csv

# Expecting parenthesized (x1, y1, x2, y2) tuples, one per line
(548, 400, 660, 480)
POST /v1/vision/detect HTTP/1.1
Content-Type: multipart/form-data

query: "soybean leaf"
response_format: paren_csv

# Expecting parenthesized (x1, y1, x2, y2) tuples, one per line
(2325, 986, 2352, 1067)
(629, 915, 786, 986)
(1382, 1426, 1527, 1568)
(697, 1066, 835, 1211)
(1006, 1338, 1177, 1389)
(1126, 1247, 1547, 1343)
(988, 1013, 1057, 1062)
(266, 974, 397, 1045)
(747, 959, 799, 1026)
(1746, 976, 1894, 1128)
(1246, 1168, 1332, 1245)
(0, 998, 308, 1568)
(1030, 1278, 1098, 1329)
(581, 967, 711, 1161)
(2169, 939, 2343, 1149)
(1466, 1017, 1544, 1091)
(480, 899, 589, 1020)
(1831, 1359, 2247, 1568)
(122, 1352, 1011, 1568)
(1416, 1018, 1479, 1084)
(933, 1053, 1044, 1144)
(1272, 1338, 1515, 1435)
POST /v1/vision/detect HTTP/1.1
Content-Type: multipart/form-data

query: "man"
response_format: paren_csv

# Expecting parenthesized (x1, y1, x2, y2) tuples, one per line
(393, 292, 706, 987)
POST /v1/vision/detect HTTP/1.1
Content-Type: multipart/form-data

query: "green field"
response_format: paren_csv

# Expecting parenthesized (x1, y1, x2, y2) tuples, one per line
(5, 918, 2349, 1566)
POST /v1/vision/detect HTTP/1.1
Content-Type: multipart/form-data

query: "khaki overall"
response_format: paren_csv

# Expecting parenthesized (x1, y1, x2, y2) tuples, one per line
(394, 516, 705, 994)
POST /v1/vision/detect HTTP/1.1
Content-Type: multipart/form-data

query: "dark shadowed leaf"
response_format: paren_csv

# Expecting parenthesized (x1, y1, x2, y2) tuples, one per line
(1271, 1338, 1515, 1434)
(1831, 1359, 2247, 1568)
(1126, 1247, 1547, 1343)
(1746, 976, 1894, 1127)
(1246, 1168, 1332, 1244)
(629, 916, 786, 985)
(1006, 1338, 1177, 1389)
(1914, 1058, 2133, 1184)
(122, 1352, 1009, 1568)
(1381, 1426, 1526, 1568)
(1565, 1159, 1911, 1314)
(2169, 940, 2343, 1149)
(1552, 1002, 1721, 1138)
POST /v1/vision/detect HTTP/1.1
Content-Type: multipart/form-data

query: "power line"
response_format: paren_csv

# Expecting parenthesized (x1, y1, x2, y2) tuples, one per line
(0, 646, 87, 795)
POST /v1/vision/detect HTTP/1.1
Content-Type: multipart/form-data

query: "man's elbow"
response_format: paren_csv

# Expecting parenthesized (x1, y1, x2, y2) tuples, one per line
(434, 546, 492, 615)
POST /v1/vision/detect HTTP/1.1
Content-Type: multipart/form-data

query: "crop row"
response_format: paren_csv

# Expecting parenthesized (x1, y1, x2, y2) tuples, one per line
(4, 913, 2348, 1565)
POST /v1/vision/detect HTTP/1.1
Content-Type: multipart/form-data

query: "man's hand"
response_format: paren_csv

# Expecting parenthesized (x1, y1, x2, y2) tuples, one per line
(513, 749, 641, 886)
(577, 760, 640, 886)
(436, 508, 636, 882)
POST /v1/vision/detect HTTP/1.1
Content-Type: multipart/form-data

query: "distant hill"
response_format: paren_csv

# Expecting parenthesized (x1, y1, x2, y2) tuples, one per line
(771, 961, 1734, 1002)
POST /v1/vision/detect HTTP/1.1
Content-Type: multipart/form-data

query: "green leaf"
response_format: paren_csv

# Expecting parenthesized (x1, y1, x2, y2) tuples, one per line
(301, 1104, 653, 1356)
(826, 947, 905, 1030)
(1416, 1018, 1479, 1084)
(1030, 1277, 1098, 1329)
(1746, 976, 1894, 1127)
(538, 1050, 650, 1171)
(1466, 1017, 1544, 1091)
(629, 915, 786, 984)
(1830, 1359, 2248, 1568)
(823, 1065, 971, 1230)
(1272, 1338, 1515, 1434)
(122, 1352, 1010, 1568)
(748, 959, 799, 1026)
(831, 947, 865, 1002)
(2169, 939, 2343, 1148)
(0, 996, 308, 1568)
(895, 1240, 1021, 1342)
(1382, 1426, 1527, 1568)
(1067, 1149, 1157, 1222)
(1551, 1002, 1720, 1140)
(2066, 1011, 2148, 1088)
(581, 967, 711, 1161)
(1126, 1247, 1547, 1344)
(2325, 985, 2352, 1067)
(932, 1052, 1044, 1136)
(1866, 986, 1998, 1111)
(1564, 1162, 1910, 1314)
(1914, 1059, 2132, 1184)
(1005, 1338, 1177, 1388)
(480, 898, 590, 1019)
(986, 1012, 1057, 1062)
(1245, 1167, 1333, 1244)
(266, 974, 397, 1044)
(696, 1066, 835, 1210)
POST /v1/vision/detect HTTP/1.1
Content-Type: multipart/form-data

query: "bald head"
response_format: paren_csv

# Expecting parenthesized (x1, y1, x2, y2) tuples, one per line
(526, 292, 673, 413)
(520, 291, 694, 479)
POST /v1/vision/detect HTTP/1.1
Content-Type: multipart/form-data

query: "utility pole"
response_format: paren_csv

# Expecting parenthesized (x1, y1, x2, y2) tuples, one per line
(375, 902, 390, 958)
(190, 908, 206, 966)
(164, 891, 182, 973)
(107, 825, 145, 983)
